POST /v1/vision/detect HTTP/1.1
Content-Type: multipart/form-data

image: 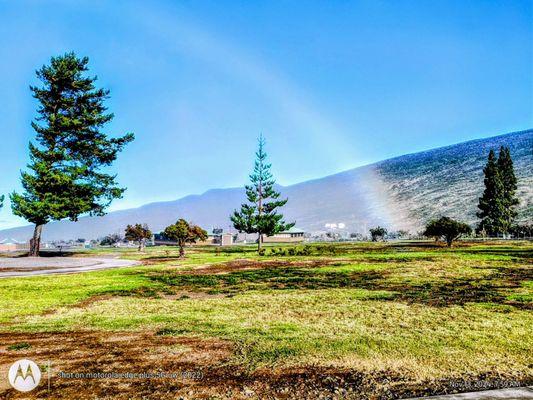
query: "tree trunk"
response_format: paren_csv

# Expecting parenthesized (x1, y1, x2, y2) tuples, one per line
(29, 224, 44, 257)
(138, 239, 145, 252)
(179, 241, 185, 258)
(446, 235, 453, 247)
(257, 233, 263, 251)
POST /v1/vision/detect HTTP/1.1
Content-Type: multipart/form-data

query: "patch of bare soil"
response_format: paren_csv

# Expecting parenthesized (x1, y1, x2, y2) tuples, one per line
(181, 258, 345, 275)
(0, 331, 531, 399)
(0, 266, 63, 272)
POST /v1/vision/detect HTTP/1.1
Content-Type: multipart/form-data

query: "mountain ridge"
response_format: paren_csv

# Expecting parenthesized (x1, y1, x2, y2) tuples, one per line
(1, 129, 531, 241)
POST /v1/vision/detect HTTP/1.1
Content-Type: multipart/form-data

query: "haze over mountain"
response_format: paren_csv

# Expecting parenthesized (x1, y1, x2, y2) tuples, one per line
(1, 130, 531, 241)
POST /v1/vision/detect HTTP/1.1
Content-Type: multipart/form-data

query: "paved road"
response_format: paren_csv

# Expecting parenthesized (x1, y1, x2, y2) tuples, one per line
(410, 387, 533, 399)
(0, 257, 140, 278)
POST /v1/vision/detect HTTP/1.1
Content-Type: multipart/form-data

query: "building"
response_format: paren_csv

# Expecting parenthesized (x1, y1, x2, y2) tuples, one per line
(263, 227, 306, 243)
(153, 228, 233, 246)
(0, 238, 29, 252)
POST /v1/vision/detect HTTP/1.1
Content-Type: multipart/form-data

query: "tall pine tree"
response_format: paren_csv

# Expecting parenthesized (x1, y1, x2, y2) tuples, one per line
(231, 135, 294, 251)
(11, 53, 134, 256)
(476, 149, 506, 235)
(497, 146, 519, 232)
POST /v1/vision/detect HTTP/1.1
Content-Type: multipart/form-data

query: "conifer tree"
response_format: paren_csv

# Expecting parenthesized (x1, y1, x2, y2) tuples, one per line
(477, 150, 506, 235)
(231, 135, 294, 251)
(497, 146, 519, 231)
(11, 53, 134, 256)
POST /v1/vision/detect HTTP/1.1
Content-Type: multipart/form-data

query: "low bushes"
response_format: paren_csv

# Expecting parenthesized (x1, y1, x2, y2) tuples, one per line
(259, 244, 338, 257)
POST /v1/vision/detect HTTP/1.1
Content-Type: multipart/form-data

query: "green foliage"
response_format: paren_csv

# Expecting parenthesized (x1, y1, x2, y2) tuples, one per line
(510, 223, 533, 239)
(163, 219, 208, 257)
(0, 194, 4, 209)
(100, 233, 122, 246)
(477, 148, 518, 235)
(7, 342, 31, 351)
(497, 146, 519, 224)
(10, 52, 133, 254)
(369, 226, 387, 242)
(125, 223, 152, 251)
(231, 135, 294, 250)
(424, 216, 472, 247)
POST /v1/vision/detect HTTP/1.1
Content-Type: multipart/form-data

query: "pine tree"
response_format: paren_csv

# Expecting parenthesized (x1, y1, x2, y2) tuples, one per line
(231, 135, 294, 251)
(477, 150, 506, 235)
(497, 146, 519, 232)
(10, 53, 134, 256)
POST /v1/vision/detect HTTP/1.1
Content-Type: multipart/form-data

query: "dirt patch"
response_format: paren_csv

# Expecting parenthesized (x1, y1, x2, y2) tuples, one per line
(0, 331, 233, 399)
(178, 258, 346, 275)
(141, 256, 186, 266)
(0, 331, 530, 399)
(0, 266, 63, 272)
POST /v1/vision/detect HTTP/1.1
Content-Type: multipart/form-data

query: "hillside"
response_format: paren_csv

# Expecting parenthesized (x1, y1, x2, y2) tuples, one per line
(1, 129, 531, 241)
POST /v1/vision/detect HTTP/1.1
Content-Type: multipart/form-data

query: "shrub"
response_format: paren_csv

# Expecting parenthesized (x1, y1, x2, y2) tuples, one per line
(369, 226, 387, 241)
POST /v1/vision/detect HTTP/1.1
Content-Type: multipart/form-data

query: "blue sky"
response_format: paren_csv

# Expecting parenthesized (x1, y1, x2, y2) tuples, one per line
(0, 0, 531, 229)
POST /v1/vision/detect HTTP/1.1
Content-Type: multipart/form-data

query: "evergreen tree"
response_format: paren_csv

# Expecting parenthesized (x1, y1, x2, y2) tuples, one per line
(0, 195, 3, 210)
(476, 150, 506, 235)
(231, 135, 294, 251)
(11, 53, 134, 256)
(497, 146, 519, 231)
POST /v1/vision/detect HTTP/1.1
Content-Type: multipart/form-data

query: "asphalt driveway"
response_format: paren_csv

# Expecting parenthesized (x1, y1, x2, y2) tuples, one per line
(0, 257, 140, 278)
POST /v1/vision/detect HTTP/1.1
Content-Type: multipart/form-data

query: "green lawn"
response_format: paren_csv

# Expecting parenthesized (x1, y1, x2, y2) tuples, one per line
(1, 241, 531, 381)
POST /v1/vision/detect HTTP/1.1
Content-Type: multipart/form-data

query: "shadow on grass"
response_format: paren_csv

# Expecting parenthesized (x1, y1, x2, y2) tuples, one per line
(141, 263, 532, 309)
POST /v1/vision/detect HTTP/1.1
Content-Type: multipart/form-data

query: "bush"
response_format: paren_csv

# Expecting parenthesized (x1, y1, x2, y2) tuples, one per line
(302, 245, 313, 256)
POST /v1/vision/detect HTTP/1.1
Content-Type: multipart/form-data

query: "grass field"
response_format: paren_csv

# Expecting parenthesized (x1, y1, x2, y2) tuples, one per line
(0, 241, 531, 399)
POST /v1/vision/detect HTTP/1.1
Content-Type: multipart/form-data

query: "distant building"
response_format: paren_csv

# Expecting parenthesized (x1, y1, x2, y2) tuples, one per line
(153, 228, 233, 246)
(263, 227, 306, 243)
(0, 238, 29, 252)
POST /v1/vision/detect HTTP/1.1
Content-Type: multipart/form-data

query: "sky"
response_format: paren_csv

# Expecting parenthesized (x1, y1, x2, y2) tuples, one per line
(0, 0, 531, 229)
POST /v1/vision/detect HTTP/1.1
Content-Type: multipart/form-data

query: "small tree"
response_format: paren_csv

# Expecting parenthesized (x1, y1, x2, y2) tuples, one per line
(424, 216, 472, 247)
(163, 219, 207, 257)
(231, 135, 294, 251)
(125, 223, 152, 252)
(100, 233, 122, 246)
(0, 195, 4, 210)
(369, 226, 387, 241)
(10, 53, 134, 256)
(509, 223, 533, 239)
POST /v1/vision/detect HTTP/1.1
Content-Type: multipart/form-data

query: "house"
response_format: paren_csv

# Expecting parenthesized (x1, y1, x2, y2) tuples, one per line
(263, 227, 306, 243)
